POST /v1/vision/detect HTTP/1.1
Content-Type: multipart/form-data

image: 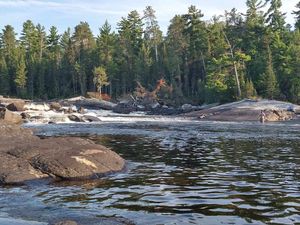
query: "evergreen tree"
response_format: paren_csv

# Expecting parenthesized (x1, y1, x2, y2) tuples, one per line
(0, 3, 299, 104)
(183, 5, 208, 96)
(243, 0, 269, 91)
(46, 26, 61, 98)
(243, 79, 257, 98)
(20, 20, 39, 98)
(0, 25, 17, 94)
(286, 30, 300, 103)
(72, 22, 95, 95)
(143, 6, 162, 63)
(259, 36, 279, 99)
(96, 21, 117, 96)
(14, 47, 27, 94)
(118, 10, 143, 93)
(35, 24, 46, 97)
(0, 55, 9, 94)
(165, 15, 188, 101)
(60, 28, 76, 96)
(293, 1, 300, 30)
(265, 0, 286, 32)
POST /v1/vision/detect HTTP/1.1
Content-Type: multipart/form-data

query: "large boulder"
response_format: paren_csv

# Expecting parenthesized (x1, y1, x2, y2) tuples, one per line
(63, 97, 116, 110)
(264, 109, 294, 121)
(31, 138, 124, 179)
(6, 101, 25, 111)
(113, 101, 137, 114)
(0, 108, 23, 124)
(0, 121, 125, 184)
(50, 102, 62, 111)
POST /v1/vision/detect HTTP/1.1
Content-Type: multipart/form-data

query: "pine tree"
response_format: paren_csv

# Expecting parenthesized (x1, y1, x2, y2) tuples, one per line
(96, 21, 117, 96)
(260, 39, 278, 99)
(287, 30, 300, 103)
(0, 25, 17, 95)
(117, 10, 144, 93)
(46, 26, 61, 98)
(183, 5, 208, 96)
(243, 79, 257, 98)
(143, 6, 162, 63)
(72, 22, 95, 95)
(0, 3, 299, 104)
(20, 20, 39, 98)
(14, 48, 27, 92)
(265, 0, 286, 32)
(165, 15, 188, 100)
(60, 28, 76, 96)
(293, 2, 300, 30)
(0, 55, 9, 94)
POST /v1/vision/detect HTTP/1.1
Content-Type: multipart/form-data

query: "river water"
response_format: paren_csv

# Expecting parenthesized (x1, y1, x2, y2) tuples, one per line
(1, 115, 300, 225)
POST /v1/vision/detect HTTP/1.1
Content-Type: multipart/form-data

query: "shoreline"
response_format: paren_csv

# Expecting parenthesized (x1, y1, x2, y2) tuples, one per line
(2, 96, 300, 124)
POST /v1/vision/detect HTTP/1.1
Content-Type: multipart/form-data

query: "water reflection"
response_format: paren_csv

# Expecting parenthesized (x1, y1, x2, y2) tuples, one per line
(1, 121, 300, 224)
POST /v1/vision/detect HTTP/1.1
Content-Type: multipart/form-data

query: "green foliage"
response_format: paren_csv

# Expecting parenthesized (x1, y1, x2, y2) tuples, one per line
(265, 0, 286, 32)
(0, 55, 9, 94)
(243, 79, 257, 98)
(14, 48, 27, 89)
(0, 3, 300, 104)
(93, 66, 109, 95)
(293, 2, 300, 30)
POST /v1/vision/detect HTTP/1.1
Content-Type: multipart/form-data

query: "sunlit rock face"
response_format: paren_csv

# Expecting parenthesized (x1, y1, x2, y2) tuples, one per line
(0, 121, 125, 185)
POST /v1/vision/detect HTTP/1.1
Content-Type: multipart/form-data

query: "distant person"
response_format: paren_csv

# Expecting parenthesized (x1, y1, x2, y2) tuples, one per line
(259, 110, 266, 123)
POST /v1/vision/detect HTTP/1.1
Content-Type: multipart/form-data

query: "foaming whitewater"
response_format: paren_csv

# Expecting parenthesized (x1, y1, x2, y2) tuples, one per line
(24, 108, 300, 143)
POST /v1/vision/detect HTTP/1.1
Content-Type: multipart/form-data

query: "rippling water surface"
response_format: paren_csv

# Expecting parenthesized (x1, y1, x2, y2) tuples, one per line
(1, 117, 300, 224)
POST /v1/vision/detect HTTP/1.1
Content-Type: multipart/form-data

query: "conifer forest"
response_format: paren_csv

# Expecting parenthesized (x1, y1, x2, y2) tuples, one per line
(1, 0, 300, 105)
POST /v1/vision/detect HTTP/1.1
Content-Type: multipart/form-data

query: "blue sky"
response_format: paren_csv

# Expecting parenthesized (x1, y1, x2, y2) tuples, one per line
(0, 0, 298, 36)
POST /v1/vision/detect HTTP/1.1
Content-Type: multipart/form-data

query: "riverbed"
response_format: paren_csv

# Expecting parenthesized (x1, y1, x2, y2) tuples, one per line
(1, 115, 300, 224)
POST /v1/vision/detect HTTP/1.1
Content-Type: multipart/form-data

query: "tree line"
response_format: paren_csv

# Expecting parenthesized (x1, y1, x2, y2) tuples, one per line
(0, 0, 300, 105)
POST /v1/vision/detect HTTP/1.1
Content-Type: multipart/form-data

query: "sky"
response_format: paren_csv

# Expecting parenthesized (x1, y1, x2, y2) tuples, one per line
(0, 0, 298, 36)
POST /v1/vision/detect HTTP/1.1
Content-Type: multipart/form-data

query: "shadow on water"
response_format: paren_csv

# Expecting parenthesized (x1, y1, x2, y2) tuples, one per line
(1, 120, 300, 224)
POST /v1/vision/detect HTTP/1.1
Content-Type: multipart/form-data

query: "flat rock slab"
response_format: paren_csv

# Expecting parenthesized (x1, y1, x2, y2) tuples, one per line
(0, 121, 125, 185)
(185, 99, 298, 122)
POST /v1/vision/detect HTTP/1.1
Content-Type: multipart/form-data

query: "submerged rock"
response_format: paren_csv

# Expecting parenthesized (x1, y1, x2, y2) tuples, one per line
(82, 115, 101, 122)
(0, 121, 125, 185)
(68, 114, 82, 122)
(77, 106, 85, 114)
(20, 112, 31, 120)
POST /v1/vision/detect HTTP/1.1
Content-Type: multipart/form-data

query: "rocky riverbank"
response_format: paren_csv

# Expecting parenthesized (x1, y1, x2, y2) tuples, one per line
(185, 99, 300, 122)
(0, 120, 125, 185)
(1, 96, 300, 124)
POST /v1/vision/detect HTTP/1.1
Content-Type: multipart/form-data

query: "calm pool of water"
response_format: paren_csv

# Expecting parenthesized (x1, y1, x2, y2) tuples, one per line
(1, 119, 300, 224)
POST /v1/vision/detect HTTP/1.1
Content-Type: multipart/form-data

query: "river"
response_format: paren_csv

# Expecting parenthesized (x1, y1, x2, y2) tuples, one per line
(1, 115, 300, 225)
